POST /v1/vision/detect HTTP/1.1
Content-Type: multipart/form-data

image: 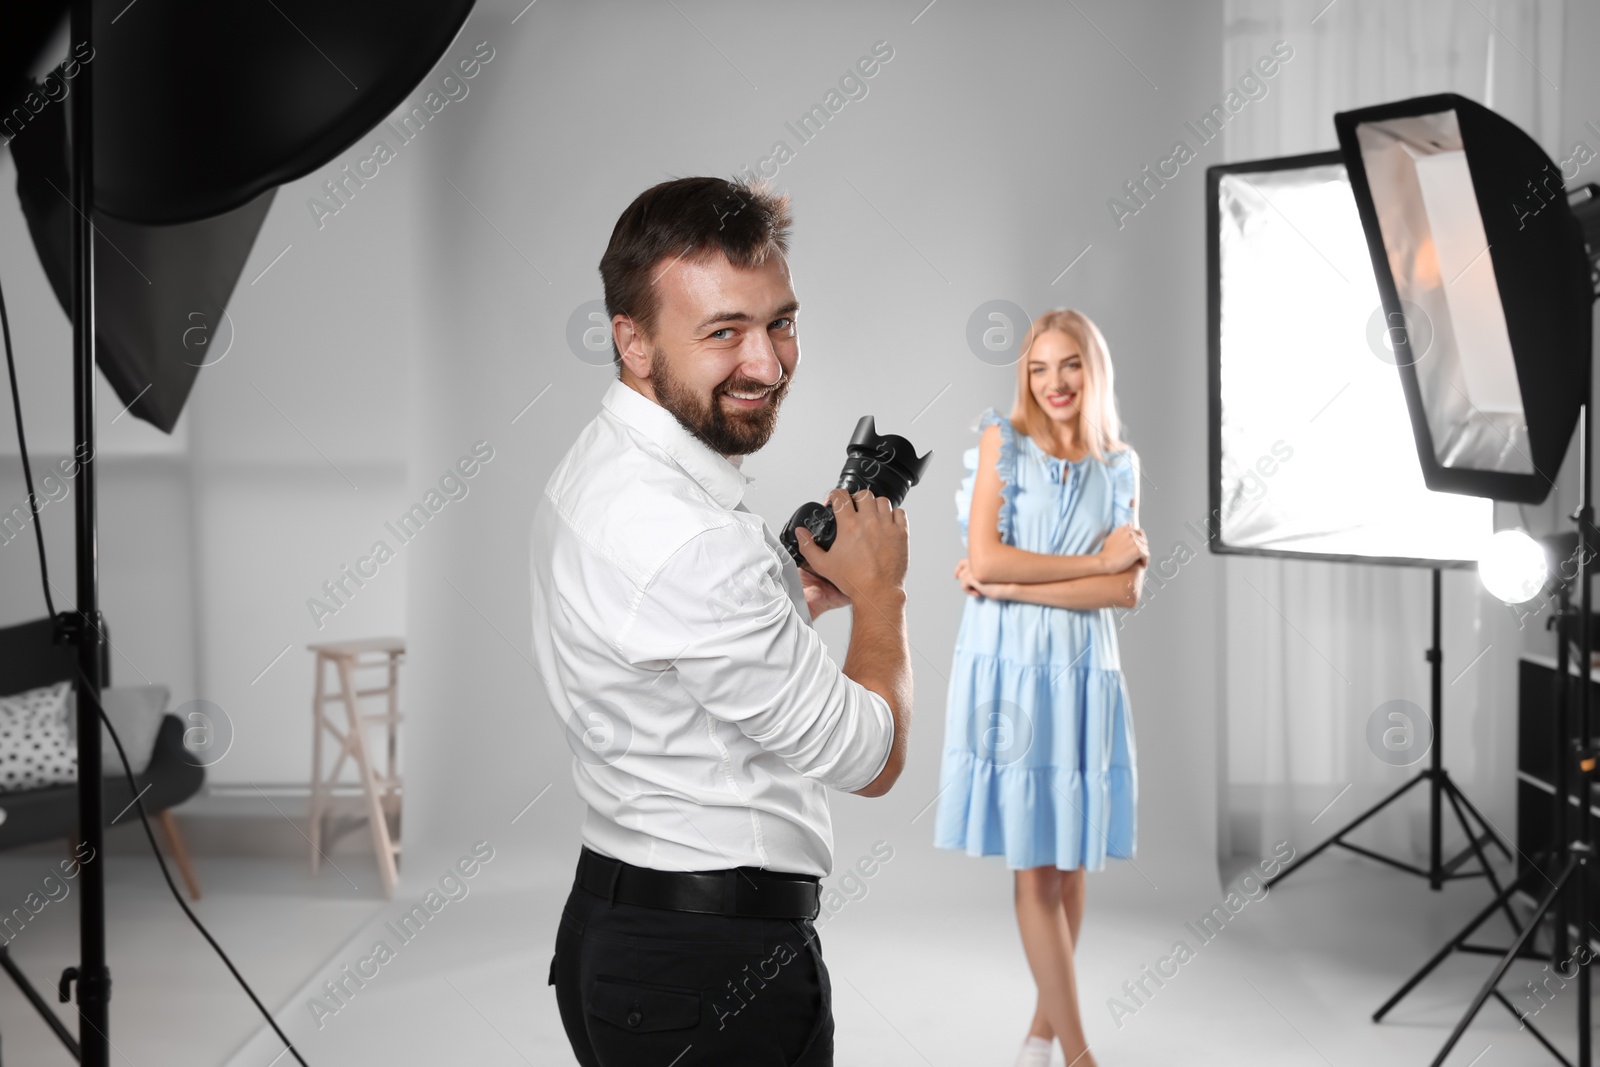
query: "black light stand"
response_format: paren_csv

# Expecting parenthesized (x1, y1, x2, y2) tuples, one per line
(1371, 408, 1598, 1066)
(53, 1, 110, 1061)
(0, 2, 481, 1061)
(1264, 568, 1516, 903)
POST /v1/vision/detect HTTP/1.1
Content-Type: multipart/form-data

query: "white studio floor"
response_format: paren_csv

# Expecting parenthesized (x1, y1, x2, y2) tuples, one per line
(0, 832, 1590, 1067)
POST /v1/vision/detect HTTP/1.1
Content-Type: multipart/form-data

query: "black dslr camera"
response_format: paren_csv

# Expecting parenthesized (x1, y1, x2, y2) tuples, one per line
(779, 415, 933, 568)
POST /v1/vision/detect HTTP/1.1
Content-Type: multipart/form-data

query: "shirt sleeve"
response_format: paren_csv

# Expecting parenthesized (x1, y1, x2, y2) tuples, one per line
(616, 521, 894, 794)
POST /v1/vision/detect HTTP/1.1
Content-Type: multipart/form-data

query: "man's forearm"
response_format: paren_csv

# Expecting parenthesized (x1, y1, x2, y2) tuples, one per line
(842, 583, 911, 796)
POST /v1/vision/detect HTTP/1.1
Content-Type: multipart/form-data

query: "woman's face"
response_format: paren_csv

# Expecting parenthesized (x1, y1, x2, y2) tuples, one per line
(1027, 329, 1085, 430)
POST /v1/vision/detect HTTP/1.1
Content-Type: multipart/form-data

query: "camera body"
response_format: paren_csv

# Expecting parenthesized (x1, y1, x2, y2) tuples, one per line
(779, 415, 932, 568)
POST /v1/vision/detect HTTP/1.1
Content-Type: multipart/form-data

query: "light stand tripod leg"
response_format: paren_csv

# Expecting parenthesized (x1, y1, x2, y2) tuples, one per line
(1265, 772, 1427, 889)
(1443, 783, 1521, 934)
(1426, 853, 1579, 1067)
(1490, 990, 1574, 1067)
(1444, 772, 1517, 863)
(1373, 863, 1534, 1021)
(0, 947, 78, 1058)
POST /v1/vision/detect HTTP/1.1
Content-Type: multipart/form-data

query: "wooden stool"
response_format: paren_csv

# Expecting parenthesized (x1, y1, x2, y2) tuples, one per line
(307, 637, 404, 898)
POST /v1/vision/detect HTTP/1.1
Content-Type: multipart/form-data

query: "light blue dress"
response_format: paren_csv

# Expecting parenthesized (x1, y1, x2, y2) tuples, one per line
(934, 407, 1139, 871)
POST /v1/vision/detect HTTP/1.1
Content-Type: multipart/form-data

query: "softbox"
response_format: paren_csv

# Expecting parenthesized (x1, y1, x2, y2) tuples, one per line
(1, 0, 478, 432)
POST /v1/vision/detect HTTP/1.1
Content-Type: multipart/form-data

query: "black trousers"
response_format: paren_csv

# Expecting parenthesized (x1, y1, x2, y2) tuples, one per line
(549, 850, 834, 1066)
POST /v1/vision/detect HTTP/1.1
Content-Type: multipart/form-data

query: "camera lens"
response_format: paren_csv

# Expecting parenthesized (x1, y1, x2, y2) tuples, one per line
(780, 416, 932, 567)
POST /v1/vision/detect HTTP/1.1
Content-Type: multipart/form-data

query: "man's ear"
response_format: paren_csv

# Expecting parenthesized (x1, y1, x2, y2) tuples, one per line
(614, 315, 651, 379)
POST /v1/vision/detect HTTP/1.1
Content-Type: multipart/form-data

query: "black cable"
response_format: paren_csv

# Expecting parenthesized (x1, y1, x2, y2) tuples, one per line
(75, 658, 310, 1067)
(0, 267, 55, 620)
(1, 273, 309, 1066)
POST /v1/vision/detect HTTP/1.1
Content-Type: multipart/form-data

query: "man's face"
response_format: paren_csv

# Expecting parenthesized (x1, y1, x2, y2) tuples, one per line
(621, 250, 800, 458)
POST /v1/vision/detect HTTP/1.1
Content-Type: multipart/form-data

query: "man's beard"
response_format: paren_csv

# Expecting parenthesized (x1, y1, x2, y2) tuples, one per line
(651, 350, 791, 457)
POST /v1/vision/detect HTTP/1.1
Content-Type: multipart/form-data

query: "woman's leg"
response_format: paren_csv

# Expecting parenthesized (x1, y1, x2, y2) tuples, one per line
(1063, 866, 1086, 944)
(1028, 868, 1087, 1041)
(1015, 866, 1095, 1066)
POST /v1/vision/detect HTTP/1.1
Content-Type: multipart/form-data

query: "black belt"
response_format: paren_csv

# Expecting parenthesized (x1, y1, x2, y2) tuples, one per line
(577, 846, 821, 920)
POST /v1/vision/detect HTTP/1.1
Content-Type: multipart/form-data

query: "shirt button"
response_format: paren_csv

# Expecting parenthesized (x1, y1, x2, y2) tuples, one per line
(627, 1010, 642, 1027)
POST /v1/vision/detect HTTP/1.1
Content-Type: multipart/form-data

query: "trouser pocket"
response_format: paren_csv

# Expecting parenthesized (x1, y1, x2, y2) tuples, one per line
(584, 972, 704, 1064)
(588, 973, 702, 1032)
(580, 917, 821, 1065)
(786, 924, 833, 1066)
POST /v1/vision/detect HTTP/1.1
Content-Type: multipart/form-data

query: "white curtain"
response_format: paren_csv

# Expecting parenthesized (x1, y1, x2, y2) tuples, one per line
(1219, 0, 1567, 865)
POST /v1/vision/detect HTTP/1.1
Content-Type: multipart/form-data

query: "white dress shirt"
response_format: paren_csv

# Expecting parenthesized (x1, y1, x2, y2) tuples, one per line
(529, 377, 895, 877)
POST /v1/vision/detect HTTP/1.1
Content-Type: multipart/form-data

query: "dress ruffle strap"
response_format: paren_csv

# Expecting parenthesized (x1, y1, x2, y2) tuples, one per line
(955, 407, 1020, 548)
(1110, 447, 1138, 529)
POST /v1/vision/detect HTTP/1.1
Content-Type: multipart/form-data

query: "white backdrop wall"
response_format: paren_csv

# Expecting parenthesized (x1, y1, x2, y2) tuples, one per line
(399, 0, 1227, 892)
(2, 0, 1237, 891)
(0, 80, 423, 792)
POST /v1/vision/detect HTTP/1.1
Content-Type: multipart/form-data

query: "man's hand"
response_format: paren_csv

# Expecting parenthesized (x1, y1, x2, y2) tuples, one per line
(794, 487, 908, 603)
(800, 565, 851, 616)
(797, 487, 912, 799)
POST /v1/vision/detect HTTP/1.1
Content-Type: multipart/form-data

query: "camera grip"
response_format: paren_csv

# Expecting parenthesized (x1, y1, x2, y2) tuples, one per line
(779, 501, 837, 567)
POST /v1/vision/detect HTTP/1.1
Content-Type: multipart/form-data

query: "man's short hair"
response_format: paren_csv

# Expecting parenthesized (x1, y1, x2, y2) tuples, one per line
(599, 176, 792, 368)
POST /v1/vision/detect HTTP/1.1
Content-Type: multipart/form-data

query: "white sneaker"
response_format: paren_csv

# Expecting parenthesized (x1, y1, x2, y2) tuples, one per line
(1015, 1035, 1052, 1067)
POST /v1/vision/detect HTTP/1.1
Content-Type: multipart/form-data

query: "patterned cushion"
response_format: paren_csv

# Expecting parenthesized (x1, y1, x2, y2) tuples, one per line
(0, 682, 77, 793)
(65, 684, 170, 777)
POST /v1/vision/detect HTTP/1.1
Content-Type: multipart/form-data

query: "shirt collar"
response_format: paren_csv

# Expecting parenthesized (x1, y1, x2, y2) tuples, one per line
(600, 378, 756, 510)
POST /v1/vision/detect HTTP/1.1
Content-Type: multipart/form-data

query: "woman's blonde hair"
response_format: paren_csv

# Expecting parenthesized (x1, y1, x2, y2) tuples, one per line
(1008, 308, 1126, 463)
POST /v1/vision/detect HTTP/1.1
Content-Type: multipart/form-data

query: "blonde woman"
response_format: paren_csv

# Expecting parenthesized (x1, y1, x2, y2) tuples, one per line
(935, 308, 1146, 1067)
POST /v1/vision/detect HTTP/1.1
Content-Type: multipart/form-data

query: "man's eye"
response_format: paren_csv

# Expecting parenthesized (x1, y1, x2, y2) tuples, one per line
(710, 328, 735, 340)
(771, 317, 794, 332)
